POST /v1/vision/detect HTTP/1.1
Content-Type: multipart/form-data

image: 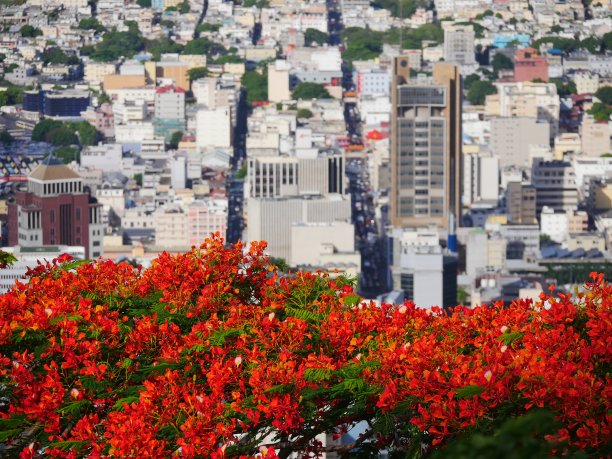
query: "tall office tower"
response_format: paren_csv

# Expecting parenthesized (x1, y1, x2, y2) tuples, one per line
(390, 60, 462, 230)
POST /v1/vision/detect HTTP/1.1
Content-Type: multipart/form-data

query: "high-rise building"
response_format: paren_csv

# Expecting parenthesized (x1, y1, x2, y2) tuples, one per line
(531, 159, 578, 213)
(154, 85, 186, 140)
(443, 25, 476, 66)
(7, 157, 104, 259)
(390, 60, 462, 230)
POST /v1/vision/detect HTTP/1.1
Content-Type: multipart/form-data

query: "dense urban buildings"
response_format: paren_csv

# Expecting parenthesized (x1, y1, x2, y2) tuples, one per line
(0, 0, 610, 309)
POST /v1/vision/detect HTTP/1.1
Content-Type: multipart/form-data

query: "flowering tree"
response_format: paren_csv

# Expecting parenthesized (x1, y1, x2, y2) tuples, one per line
(0, 236, 610, 458)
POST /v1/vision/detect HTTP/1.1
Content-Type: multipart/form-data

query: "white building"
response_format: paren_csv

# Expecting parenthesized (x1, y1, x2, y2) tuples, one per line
(290, 221, 361, 276)
(389, 228, 458, 309)
(0, 246, 86, 293)
(247, 195, 352, 262)
(196, 107, 232, 149)
(463, 152, 500, 206)
(539, 206, 588, 243)
(443, 25, 476, 66)
(80, 144, 122, 172)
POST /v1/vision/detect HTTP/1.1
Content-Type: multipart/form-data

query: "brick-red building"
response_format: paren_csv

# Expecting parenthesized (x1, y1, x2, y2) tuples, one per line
(514, 47, 548, 82)
(8, 156, 104, 258)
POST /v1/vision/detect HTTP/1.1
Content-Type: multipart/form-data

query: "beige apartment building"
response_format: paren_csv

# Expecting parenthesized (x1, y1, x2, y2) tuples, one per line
(486, 82, 560, 138)
(581, 115, 611, 156)
(390, 59, 462, 230)
(268, 60, 292, 103)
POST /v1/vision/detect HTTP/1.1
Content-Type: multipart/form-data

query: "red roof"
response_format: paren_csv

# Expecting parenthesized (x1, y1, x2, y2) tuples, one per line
(156, 85, 185, 94)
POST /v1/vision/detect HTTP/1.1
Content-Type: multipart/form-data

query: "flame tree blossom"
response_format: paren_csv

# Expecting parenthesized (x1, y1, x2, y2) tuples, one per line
(0, 235, 610, 458)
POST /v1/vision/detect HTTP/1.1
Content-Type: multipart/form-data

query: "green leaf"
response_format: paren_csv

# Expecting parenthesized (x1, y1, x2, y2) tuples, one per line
(59, 259, 89, 271)
(0, 415, 27, 429)
(455, 385, 484, 399)
(264, 383, 295, 394)
(120, 358, 133, 369)
(209, 327, 245, 347)
(48, 440, 87, 451)
(58, 399, 91, 415)
(498, 332, 525, 346)
(303, 368, 332, 382)
(285, 307, 322, 323)
(0, 429, 22, 441)
(343, 295, 361, 307)
(113, 396, 140, 411)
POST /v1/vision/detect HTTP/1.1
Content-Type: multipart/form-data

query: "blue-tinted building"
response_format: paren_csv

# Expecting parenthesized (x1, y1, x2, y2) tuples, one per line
(21, 90, 90, 118)
(493, 34, 531, 48)
(22, 90, 44, 113)
(44, 91, 90, 117)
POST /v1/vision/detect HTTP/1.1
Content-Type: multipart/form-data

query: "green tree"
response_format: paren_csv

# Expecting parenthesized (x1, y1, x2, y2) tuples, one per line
(75, 121, 98, 146)
(0, 85, 23, 106)
(178, 1, 190, 13)
(432, 410, 588, 459)
(491, 53, 514, 74)
(371, 0, 427, 18)
(550, 78, 577, 97)
(187, 66, 209, 82)
(55, 146, 79, 164)
(241, 69, 268, 103)
(304, 28, 328, 46)
(467, 80, 497, 105)
(196, 23, 220, 33)
(341, 27, 385, 62)
(588, 102, 612, 122)
(463, 74, 481, 91)
(98, 91, 111, 105)
(183, 37, 226, 56)
(160, 19, 175, 28)
(291, 82, 331, 100)
(168, 131, 183, 149)
(603, 32, 612, 51)
(90, 26, 145, 62)
(32, 120, 98, 147)
(297, 108, 313, 119)
(20, 25, 42, 38)
(594, 86, 612, 105)
(235, 163, 247, 179)
(133, 173, 143, 186)
(242, 0, 269, 7)
(146, 37, 184, 60)
(531, 36, 580, 54)
(78, 17, 105, 33)
(580, 36, 602, 53)
(41, 48, 80, 65)
(50, 127, 78, 146)
(214, 54, 244, 65)
(0, 130, 14, 145)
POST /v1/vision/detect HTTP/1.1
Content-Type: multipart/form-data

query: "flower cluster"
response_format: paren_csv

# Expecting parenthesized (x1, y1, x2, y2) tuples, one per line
(0, 235, 609, 458)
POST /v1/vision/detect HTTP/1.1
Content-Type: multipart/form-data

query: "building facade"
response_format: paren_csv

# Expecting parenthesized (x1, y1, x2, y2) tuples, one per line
(390, 60, 462, 230)
(7, 157, 104, 259)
